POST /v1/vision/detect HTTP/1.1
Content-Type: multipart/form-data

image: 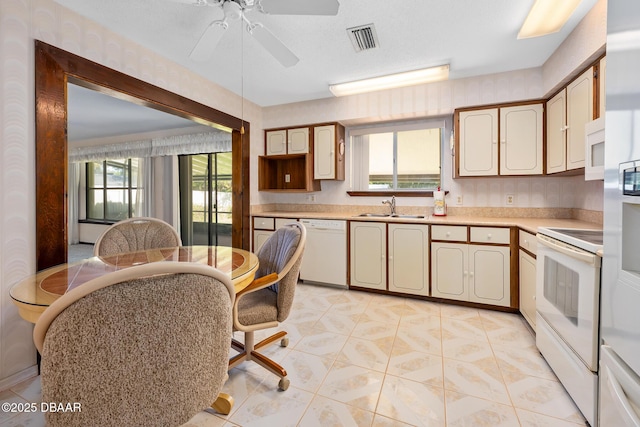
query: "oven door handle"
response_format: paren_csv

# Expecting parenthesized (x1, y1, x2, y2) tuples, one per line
(537, 234, 599, 266)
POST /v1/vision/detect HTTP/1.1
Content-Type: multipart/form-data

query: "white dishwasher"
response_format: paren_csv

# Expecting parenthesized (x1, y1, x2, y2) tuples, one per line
(299, 219, 347, 288)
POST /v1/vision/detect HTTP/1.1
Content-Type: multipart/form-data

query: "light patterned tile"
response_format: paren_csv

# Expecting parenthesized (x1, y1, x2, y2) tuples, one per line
(337, 336, 393, 372)
(0, 410, 46, 427)
(0, 390, 34, 423)
(372, 414, 415, 426)
(504, 371, 585, 424)
(314, 311, 360, 336)
(317, 361, 384, 412)
(444, 391, 520, 427)
(515, 407, 587, 427)
(399, 312, 441, 329)
(443, 357, 511, 405)
(492, 344, 557, 381)
(376, 375, 445, 427)
(292, 294, 334, 312)
(228, 384, 313, 427)
(351, 319, 398, 341)
(295, 331, 349, 359)
(441, 317, 488, 342)
(298, 395, 375, 427)
(387, 346, 443, 387)
(486, 325, 536, 350)
(327, 301, 370, 316)
(219, 368, 271, 416)
(283, 307, 324, 330)
(478, 309, 529, 332)
(359, 304, 403, 324)
(182, 410, 228, 427)
(9, 376, 41, 403)
(278, 349, 334, 393)
(394, 324, 442, 356)
(403, 299, 441, 317)
(440, 304, 481, 321)
(442, 337, 494, 363)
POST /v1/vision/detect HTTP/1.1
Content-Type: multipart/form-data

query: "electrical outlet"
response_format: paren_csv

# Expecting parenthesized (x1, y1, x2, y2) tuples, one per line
(307, 195, 316, 202)
(456, 195, 463, 205)
(284, 174, 291, 183)
(506, 194, 514, 205)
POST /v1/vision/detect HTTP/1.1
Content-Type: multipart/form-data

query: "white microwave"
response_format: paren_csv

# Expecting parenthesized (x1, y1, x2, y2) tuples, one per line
(585, 117, 605, 181)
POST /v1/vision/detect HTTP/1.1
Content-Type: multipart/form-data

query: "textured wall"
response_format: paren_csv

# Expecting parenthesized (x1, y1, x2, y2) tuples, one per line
(0, 0, 257, 385)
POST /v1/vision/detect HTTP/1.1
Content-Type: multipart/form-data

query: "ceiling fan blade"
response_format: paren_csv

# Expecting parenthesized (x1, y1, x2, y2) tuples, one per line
(249, 23, 299, 67)
(258, 0, 339, 15)
(189, 20, 228, 62)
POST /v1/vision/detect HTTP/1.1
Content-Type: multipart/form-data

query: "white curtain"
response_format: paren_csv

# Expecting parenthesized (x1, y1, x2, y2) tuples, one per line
(133, 158, 153, 217)
(68, 162, 81, 244)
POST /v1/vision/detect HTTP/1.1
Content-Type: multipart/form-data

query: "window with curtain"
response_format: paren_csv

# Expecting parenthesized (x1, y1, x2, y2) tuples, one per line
(350, 120, 444, 192)
(86, 158, 141, 222)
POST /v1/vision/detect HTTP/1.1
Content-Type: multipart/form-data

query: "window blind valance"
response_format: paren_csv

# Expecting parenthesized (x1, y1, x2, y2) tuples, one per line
(68, 131, 232, 162)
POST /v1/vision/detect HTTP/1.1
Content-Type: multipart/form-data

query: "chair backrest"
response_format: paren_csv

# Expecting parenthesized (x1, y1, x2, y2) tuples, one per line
(33, 262, 234, 427)
(255, 222, 306, 321)
(93, 217, 182, 256)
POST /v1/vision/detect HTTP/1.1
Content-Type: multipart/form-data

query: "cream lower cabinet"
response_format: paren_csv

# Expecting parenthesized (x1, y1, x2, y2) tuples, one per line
(350, 222, 429, 296)
(388, 224, 429, 296)
(519, 250, 537, 330)
(519, 229, 538, 330)
(469, 245, 510, 306)
(350, 221, 386, 290)
(431, 225, 511, 307)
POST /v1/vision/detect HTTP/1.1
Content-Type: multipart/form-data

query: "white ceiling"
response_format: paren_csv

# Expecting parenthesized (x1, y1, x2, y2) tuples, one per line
(54, 0, 598, 108)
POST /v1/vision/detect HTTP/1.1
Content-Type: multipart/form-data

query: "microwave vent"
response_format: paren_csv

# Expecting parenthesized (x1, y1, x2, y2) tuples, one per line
(347, 24, 379, 52)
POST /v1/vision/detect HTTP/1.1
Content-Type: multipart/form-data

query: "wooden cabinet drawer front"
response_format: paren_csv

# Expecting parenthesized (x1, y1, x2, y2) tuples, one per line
(432, 225, 467, 242)
(470, 227, 510, 244)
(253, 217, 275, 230)
(519, 230, 537, 255)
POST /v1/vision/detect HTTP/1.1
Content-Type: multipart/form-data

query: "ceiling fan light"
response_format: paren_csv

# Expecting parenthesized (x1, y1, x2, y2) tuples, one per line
(329, 65, 449, 97)
(223, 1, 243, 20)
(517, 0, 581, 39)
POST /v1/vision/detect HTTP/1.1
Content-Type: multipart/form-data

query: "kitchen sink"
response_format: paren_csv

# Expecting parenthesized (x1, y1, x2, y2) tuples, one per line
(356, 213, 425, 219)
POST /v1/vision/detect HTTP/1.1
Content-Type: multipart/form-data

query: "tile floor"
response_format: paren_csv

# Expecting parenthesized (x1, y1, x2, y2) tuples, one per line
(0, 282, 586, 427)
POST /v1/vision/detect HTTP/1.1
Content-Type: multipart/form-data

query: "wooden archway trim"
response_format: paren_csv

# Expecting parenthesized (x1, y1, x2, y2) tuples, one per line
(35, 40, 250, 270)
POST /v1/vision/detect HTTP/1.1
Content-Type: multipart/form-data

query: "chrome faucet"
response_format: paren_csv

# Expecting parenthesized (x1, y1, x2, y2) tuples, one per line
(382, 195, 396, 215)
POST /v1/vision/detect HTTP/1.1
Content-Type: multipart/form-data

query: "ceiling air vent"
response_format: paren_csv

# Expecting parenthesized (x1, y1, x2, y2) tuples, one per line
(347, 24, 379, 52)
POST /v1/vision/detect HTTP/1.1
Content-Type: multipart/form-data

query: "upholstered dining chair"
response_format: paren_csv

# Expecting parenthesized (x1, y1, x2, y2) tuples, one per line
(93, 216, 181, 256)
(33, 262, 235, 427)
(229, 222, 306, 391)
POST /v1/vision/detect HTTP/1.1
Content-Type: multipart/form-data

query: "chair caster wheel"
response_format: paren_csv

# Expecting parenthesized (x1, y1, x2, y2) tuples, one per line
(280, 337, 289, 347)
(278, 377, 290, 391)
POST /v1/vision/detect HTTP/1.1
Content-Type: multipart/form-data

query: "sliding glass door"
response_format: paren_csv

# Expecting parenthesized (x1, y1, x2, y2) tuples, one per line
(179, 152, 232, 246)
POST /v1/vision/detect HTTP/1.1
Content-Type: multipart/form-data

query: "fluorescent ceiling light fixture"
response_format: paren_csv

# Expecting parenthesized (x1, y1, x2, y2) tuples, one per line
(329, 65, 449, 97)
(517, 0, 582, 39)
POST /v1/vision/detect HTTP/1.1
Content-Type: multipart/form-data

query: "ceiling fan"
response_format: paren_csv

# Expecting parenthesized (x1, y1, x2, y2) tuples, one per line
(172, 0, 340, 67)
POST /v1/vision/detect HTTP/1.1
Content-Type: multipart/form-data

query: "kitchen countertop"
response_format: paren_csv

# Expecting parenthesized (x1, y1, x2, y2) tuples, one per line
(253, 211, 602, 235)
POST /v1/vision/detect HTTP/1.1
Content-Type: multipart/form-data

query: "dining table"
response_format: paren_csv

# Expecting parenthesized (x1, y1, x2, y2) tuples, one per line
(10, 245, 259, 324)
(9, 245, 258, 415)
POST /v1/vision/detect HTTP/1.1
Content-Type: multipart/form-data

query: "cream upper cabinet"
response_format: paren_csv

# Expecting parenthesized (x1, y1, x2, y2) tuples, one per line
(314, 125, 336, 179)
(457, 103, 542, 177)
(546, 89, 567, 174)
(458, 108, 498, 176)
(499, 104, 543, 175)
(546, 66, 595, 173)
(388, 224, 429, 296)
(349, 221, 386, 290)
(265, 130, 287, 156)
(566, 67, 594, 170)
(265, 127, 309, 156)
(287, 127, 310, 154)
